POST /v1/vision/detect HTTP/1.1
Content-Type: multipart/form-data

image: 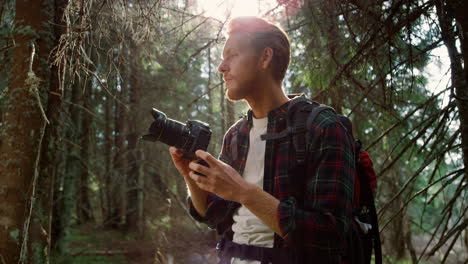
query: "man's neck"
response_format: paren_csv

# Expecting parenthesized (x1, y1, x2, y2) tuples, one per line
(245, 80, 290, 119)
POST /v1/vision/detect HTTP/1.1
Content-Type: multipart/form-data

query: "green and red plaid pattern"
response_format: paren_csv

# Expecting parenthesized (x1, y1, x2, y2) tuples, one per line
(188, 97, 355, 261)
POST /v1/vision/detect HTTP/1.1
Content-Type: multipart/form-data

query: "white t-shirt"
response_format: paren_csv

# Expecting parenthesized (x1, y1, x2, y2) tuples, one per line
(231, 116, 274, 264)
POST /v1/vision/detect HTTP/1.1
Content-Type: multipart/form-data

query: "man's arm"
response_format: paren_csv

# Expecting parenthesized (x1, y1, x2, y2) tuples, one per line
(188, 150, 284, 236)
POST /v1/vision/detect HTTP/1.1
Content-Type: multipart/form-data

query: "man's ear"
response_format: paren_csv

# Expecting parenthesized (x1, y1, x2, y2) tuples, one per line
(260, 47, 273, 70)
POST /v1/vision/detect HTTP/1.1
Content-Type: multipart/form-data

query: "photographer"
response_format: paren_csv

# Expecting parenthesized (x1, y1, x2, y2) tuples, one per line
(169, 17, 355, 264)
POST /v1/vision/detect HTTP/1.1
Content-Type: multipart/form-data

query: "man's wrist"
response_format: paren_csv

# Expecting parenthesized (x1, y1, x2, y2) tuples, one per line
(238, 182, 259, 205)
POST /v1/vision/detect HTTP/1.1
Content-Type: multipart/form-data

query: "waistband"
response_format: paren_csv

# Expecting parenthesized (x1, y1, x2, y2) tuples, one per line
(216, 239, 291, 264)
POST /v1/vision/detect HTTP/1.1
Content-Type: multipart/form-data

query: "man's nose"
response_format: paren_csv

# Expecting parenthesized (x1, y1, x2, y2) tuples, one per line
(218, 60, 227, 73)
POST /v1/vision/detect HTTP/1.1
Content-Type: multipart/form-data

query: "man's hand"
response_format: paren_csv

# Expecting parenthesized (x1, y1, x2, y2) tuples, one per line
(188, 150, 254, 203)
(169, 147, 192, 179)
(169, 146, 208, 216)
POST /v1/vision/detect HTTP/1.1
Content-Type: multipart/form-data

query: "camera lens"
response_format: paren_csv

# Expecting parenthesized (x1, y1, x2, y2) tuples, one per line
(145, 109, 191, 149)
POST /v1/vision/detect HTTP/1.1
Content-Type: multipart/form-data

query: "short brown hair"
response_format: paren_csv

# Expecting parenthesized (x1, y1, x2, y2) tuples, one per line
(227, 16, 290, 81)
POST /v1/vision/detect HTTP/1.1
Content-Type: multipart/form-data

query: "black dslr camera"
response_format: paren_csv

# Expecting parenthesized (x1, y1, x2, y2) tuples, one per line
(142, 108, 211, 161)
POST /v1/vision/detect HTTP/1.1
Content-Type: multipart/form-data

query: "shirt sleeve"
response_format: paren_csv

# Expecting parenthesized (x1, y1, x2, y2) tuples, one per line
(277, 112, 355, 250)
(187, 127, 235, 230)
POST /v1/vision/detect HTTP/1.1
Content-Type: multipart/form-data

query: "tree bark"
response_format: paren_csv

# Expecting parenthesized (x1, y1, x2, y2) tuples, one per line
(34, 0, 69, 262)
(436, 3, 468, 259)
(0, 0, 64, 262)
(125, 41, 142, 232)
(436, 0, 468, 175)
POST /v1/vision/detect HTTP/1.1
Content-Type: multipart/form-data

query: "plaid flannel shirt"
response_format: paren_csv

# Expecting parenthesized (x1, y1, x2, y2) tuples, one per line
(188, 97, 355, 261)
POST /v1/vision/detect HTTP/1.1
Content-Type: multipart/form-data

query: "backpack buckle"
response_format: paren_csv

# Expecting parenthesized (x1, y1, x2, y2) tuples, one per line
(216, 237, 225, 253)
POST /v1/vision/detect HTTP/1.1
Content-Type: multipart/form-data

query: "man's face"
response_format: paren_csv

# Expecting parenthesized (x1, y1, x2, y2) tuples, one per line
(217, 34, 261, 101)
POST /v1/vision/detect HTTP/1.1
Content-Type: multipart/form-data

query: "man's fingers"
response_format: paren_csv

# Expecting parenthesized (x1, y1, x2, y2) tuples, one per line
(169, 147, 183, 157)
(189, 161, 210, 175)
(195, 150, 219, 167)
(189, 171, 206, 184)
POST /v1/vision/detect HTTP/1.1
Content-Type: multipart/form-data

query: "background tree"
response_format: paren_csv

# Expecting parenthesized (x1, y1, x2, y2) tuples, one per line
(0, 0, 68, 263)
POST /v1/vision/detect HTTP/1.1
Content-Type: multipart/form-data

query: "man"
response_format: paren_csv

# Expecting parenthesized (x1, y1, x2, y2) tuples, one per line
(169, 16, 355, 264)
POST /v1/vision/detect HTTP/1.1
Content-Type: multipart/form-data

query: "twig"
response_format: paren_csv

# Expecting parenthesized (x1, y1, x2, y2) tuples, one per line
(186, 82, 223, 108)
(378, 168, 464, 233)
(366, 86, 452, 150)
(428, 215, 468, 257)
(440, 225, 466, 264)
(27, 42, 49, 124)
(377, 131, 460, 218)
(377, 103, 455, 177)
(19, 122, 48, 264)
(174, 16, 210, 52)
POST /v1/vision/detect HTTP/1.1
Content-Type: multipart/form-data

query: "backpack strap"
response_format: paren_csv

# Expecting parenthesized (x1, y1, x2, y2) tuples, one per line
(260, 96, 312, 142)
(355, 147, 382, 264)
(260, 97, 335, 163)
(296, 104, 334, 163)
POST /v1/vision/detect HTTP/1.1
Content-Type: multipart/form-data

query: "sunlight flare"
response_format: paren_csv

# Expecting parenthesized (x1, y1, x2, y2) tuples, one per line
(196, 0, 279, 21)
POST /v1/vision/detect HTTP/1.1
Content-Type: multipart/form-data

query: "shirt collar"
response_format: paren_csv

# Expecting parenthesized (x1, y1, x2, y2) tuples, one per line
(245, 94, 306, 126)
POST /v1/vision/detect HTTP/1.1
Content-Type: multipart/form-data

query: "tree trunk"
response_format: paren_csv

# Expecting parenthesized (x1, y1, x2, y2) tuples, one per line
(404, 214, 417, 264)
(34, 0, 69, 262)
(107, 75, 127, 229)
(103, 87, 113, 226)
(443, 0, 468, 176)
(436, 3, 468, 259)
(125, 42, 142, 232)
(380, 160, 407, 260)
(0, 0, 63, 262)
(77, 76, 93, 223)
(55, 78, 82, 255)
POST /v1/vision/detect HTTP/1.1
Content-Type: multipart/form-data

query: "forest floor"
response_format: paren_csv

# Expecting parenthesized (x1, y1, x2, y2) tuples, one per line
(58, 225, 467, 264)
(56, 223, 219, 264)
(54, 224, 157, 264)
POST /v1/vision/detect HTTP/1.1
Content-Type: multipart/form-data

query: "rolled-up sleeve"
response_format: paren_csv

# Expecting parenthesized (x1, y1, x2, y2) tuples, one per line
(277, 115, 355, 249)
(187, 193, 233, 229)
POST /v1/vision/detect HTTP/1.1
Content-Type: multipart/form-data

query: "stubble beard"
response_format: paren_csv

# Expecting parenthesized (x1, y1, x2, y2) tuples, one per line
(225, 85, 247, 102)
(225, 74, 259, 102)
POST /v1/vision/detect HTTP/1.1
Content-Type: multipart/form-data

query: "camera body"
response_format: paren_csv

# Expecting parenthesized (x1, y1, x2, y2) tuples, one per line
(142, 108, 211, 160)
